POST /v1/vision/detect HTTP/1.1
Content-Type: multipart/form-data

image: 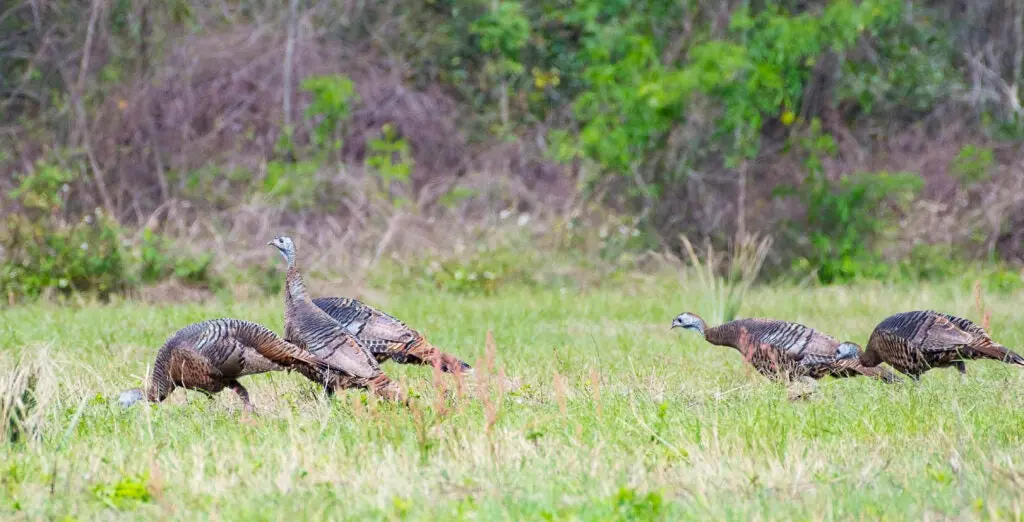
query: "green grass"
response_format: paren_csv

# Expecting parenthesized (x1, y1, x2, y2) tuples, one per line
(2, 277, 1024, 520)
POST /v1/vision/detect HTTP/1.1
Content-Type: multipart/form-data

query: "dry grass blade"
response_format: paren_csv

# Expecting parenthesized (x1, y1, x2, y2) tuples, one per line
(452, 362, 466, 405)
(475, 331, 501, 438)
(430, 358, 450, 416)
(552, 370, 567, 416)
(1, 347, 56, 445)
(974, 279, 992, 330)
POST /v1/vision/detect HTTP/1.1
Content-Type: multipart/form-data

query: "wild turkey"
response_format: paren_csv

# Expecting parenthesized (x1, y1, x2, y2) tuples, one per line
(118, 318, 346, 411)
(268, 236, 405, 402)
(848, 310, 1024, 379)
(671, 312, 901, 383)
(312, 297, 471, 374)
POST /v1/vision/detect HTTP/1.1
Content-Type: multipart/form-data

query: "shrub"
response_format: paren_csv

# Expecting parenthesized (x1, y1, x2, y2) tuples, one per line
(1, 163, 129, 300)
(973, 267, 1024, 295)
(260, 73, 360, 212)
(897, 244, 960, 282)
(774, 119, 923, 284)
(135, 229, 218, 288)
(365, 123, 416, 209)
(1, 161, 221, 302)
(949, 144, 994, 186)
(839, 11, 959, 122)
(423, 246, 531, 296)
(300, 74, 358, 151)
(551, 0, 904, 228)
(777, 169, 923, 284)
(1, 211, 128, 300)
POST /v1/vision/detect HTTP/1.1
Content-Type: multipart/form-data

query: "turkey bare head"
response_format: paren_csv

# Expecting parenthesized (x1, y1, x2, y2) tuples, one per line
(836, 342, 861, 361)
(268, 236, 297, 266)
(671, 312, 707, 336)
(118, 388, 146, 408)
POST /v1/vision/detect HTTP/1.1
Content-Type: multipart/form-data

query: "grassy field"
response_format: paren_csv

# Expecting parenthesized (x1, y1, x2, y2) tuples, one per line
(2, 276, 1024, 520)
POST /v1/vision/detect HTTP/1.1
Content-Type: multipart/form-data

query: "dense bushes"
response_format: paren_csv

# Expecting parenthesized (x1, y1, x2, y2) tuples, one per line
(770, 121, 924, 283)
(1, 163, 218, 302)
(2, 209, 127, 300)
(1, 163, 126, 299)
(3, 0, 1024, 298)
(777, 169, 922, 284)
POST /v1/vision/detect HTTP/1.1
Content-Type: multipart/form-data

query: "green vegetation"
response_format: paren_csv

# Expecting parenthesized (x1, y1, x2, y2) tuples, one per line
(4, 0, 1024, 298)
(775, 122, 925, 283)
(5, 1, 1024, 518)
(1, 162, 218, 301)
(3, 279, 1024, 519)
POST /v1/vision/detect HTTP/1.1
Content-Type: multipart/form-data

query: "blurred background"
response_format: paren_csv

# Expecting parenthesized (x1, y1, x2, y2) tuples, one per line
(2, 0, 1023, 304)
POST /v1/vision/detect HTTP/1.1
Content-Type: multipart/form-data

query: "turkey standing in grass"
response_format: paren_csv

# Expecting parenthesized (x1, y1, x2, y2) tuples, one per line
(671, 312, 902, 383)
(268, 236, 405, 402)
(118, 318, 348, 411)
(842, 310, 1024, 380)
(313, 297, 472, 374)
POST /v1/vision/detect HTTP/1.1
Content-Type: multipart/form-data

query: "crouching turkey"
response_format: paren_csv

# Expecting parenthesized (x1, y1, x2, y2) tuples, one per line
(841, 310, 1024, 380)
(671, 312, 901, 384)
(118, 318, 347, 411)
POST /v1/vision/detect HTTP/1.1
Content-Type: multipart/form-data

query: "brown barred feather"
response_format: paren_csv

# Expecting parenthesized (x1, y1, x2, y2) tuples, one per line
(828, 357, 902, 383)
(675, 312, 901, 383)
(313, 296, 472, 373)
(861, 310, 1024, 379)
(270, 236, 405, 402)
(118, 318, 346, 410)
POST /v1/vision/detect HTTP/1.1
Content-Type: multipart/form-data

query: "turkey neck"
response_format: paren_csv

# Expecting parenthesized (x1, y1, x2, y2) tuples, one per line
(285, 265, 310, 305)
(859, 343, 884, 367)
(284, 264, 320, 345)
(704, 322, 743, 352)
(146, 341, 176, 402)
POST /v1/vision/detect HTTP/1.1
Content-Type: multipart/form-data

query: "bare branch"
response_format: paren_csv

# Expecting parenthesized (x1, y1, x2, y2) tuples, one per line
(283, 0, 299, 131)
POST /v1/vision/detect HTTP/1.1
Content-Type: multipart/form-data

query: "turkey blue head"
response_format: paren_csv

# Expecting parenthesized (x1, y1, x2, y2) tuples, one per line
(835, 342, 861, 361)
(268, 236, 297, 266)
(671, 312, 707, 336)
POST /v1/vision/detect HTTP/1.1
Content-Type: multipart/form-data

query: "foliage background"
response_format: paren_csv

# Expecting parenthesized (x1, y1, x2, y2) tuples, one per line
(3, 0, 1024, 298)
(5, 3, 1024, 519)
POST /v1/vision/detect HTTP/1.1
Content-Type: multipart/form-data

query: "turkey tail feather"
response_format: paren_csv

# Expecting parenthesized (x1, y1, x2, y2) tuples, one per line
(971, 341, 1024, 366)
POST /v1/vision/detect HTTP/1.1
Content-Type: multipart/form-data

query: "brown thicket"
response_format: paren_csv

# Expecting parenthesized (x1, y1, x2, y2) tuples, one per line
(2, 0, 1024, 271)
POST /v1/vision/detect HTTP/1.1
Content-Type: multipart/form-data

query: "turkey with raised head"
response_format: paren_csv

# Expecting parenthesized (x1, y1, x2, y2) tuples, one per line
(268, 236, 405, 402)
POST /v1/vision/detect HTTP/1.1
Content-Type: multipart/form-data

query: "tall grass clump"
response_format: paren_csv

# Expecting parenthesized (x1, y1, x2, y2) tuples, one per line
(678, 233, 773, 323)
(1, 349, 55, 445)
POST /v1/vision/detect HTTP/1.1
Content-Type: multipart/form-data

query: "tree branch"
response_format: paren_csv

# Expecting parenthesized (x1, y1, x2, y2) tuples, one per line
(283, 0, 299, 131)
